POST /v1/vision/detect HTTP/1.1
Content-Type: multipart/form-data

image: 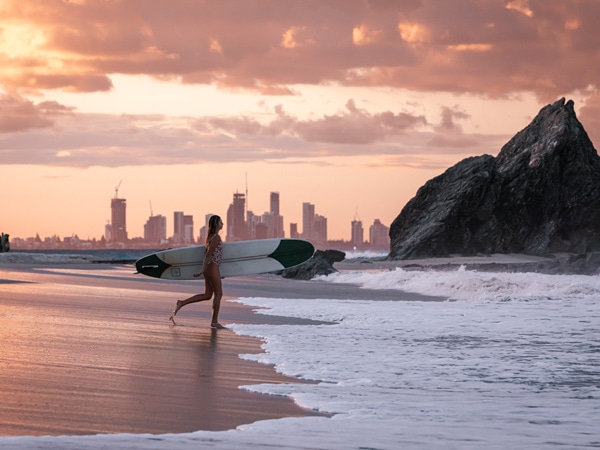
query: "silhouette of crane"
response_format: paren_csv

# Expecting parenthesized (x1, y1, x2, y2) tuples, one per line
(114, 180, 122, 199)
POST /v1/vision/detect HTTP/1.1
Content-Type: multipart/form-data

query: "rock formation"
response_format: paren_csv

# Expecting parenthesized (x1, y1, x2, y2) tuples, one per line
(389, 98, 600, 260)
(281, 249, 345, 280)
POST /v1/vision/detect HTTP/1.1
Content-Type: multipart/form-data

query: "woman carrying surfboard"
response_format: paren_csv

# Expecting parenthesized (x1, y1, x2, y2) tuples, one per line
(169, 215, 226, 329)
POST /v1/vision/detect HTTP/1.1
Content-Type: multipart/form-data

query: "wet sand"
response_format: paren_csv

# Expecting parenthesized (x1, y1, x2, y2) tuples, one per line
(0, 264, 327, 436)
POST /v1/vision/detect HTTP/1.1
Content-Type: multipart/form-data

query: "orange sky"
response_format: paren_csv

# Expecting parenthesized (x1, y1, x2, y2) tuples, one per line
(1, 0, 600, 242)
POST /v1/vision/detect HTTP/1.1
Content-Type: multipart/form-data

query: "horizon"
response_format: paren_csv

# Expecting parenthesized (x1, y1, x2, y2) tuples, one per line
(5, 189, 392, 245)
(2, 1, 600, 241)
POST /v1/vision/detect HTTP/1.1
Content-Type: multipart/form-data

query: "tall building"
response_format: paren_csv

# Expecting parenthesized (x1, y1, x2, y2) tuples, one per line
(302, 202, 315, 241)
(370, 219, 390, 249)
(183, 214, 194, 244)
(227, 192, 247, 241)
(111, 197, 127, 243)
(267, 192, 284, 238)
(144, 215, 167, 244)
(246, 210, 260, 240)
(173, 211, 184, 243)
(314, 214, 327, 245)
(270, 192, 280, 216)
(351, 219, 364, 247)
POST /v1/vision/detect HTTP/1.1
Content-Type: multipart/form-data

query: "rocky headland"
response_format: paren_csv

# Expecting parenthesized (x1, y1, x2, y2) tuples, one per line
(388, 98, 600, 274)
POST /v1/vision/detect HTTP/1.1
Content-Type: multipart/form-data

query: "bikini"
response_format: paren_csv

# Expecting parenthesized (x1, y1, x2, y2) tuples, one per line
(206, 236, 223, 266)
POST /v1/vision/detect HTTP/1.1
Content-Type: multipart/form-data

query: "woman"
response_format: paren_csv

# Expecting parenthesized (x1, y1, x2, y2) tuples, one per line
(169, 215, 226, 329)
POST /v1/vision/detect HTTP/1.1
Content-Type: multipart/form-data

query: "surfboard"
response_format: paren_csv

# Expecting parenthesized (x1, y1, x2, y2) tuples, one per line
(135, 238, 314, 280)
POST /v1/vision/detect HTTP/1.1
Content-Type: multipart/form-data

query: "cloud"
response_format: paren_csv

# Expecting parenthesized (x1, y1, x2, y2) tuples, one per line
(0, 96, 504, 170)
(0, 91, 73, 132)
(0, 0, 598, 100)
(426, 105, 480, 148)
(578, 91, 600, 149)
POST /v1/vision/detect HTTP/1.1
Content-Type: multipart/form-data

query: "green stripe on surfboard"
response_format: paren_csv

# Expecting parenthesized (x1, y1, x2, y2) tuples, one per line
(268, 239, 314, 268)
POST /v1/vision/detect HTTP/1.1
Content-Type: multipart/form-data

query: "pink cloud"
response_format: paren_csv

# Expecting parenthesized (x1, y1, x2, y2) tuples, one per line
(0, 92, 72, 132)
(0, 0, 597, 100)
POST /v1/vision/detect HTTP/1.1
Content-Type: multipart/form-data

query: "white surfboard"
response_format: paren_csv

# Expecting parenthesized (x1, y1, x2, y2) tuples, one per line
(135, 238, 314, 280)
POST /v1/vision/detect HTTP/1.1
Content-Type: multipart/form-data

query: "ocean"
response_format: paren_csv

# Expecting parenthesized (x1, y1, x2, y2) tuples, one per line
(1, 250, 598, 449)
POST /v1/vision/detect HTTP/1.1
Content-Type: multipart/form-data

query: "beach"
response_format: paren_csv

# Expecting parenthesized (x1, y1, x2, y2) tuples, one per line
(0, 263, 329, 436)
(1, 253, 599, 449)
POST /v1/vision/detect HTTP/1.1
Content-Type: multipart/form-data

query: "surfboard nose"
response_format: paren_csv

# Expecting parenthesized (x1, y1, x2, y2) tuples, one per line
(268, 239, 315, 267)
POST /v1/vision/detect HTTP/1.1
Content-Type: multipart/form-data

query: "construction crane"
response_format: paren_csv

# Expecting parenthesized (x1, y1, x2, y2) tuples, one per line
(114, 180, 122, 199)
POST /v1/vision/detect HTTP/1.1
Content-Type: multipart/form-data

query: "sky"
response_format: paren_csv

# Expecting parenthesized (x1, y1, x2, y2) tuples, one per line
(1, 0, 600, 243)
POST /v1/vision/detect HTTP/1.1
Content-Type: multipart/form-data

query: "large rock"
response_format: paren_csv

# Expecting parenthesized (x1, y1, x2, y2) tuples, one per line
(389, 98, 600, 259)
(281, 249, 345, 280)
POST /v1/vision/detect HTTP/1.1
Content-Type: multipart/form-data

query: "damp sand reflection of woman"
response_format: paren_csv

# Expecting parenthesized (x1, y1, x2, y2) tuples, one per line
(169, 215, 226, 329)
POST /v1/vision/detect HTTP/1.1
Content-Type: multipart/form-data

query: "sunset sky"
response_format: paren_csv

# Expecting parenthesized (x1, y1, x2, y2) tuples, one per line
(1, 0, 600, 243)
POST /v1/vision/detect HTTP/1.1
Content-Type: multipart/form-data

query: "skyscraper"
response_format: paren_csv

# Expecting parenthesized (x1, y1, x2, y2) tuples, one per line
(111, 197, 127, 243)
(173, 211, 184, 243)
(314, 214, 327, 245)
(144, 214, 167, 244)
(183, 214, 194, 244)
(264, 192, 284, 238)
(270, 192, 280, 216)
(370, 219, 390, 249)
(351, 219, 364, 247)
(227, 192, 246, 241)
(302, 202, 315, 241)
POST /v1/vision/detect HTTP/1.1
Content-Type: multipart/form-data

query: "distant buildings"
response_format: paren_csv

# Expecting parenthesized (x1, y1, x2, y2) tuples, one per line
(173, 211, 194, 245)
(110, 197, 127, 243)
(302, 202, 327, 245)
(144, 214, 167, 244)
(228, 191, 285, 241)
(227, 192, 247, 241)
(12, 187, 392, 250)
(351, 219, 364, 247)
(369, 219, 390, 249)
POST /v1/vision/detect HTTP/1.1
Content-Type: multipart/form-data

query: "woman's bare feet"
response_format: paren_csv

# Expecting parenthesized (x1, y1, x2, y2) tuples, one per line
(173, 300, 183, 315)
(210, 322, 227, 329)
(169, 300, 184, 325)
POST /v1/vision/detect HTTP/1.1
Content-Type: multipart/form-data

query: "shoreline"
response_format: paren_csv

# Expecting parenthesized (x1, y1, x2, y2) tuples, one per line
(0, 253, 589, 437)
(0, 264, 325, 436)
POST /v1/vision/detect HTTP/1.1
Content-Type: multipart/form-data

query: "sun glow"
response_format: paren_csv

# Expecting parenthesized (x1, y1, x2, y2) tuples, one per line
(398, 22, 430, 44)
(352, 25, 382, 46)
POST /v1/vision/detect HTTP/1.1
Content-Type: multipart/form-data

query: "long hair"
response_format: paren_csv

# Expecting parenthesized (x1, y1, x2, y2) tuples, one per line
(206, 215, 221, 245)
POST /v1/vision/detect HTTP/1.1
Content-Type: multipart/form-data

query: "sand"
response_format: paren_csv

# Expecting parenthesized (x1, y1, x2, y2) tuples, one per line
(0, 264, 326, 436)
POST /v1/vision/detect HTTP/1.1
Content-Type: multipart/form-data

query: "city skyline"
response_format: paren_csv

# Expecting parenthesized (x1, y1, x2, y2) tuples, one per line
(110, 189, 390, 248)
(9, 188, 391, 250)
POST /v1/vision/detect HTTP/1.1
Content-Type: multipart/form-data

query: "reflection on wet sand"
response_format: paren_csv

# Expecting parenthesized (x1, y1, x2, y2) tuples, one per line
(0, 266, 317, 436)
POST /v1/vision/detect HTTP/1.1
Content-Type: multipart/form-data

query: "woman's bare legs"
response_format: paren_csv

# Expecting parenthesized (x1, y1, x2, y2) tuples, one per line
(169, 263, 224, 328)
(204, 265, 224, 328)
(169, 275, 213, 324)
